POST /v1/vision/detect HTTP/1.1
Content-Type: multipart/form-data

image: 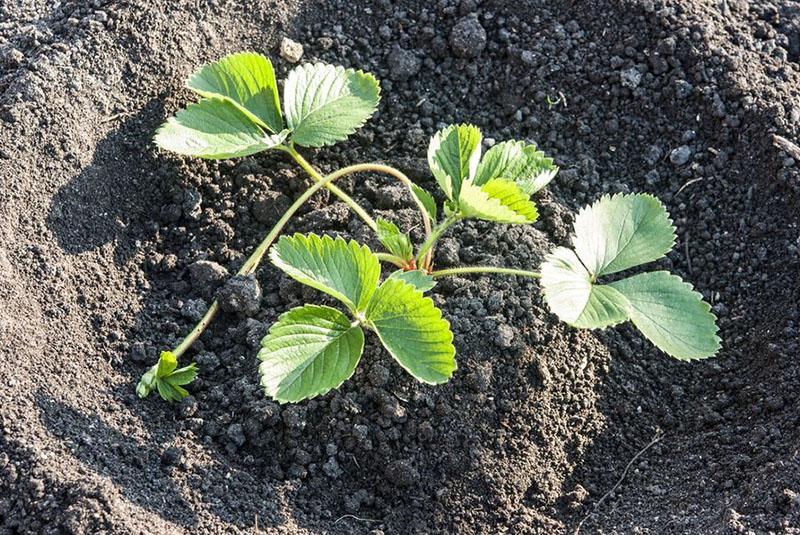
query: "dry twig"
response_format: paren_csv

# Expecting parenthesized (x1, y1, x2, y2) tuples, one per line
(574, 429, 664, 534)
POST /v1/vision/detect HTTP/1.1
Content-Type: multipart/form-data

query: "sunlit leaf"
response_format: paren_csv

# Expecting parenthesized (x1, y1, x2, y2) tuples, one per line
(376, 218, 413, 261)
(540, 247, 630, 329)
(474, 140, 558, 194)
(283, 63, 380, 147)
(611, 271, 720, 360)
(427, 124, 482, 201)
(573, 193, 676, 277)
(366, 278, 455, 384)
(458, 178, 538, 224)
(270, 233, 380, 312)
(154, 98, 283, 159)
(259, 305, 364, 403)
(186, 51, 283, 132)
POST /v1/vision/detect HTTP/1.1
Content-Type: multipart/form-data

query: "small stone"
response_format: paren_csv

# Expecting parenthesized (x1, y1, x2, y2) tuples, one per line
(29, 478, 45, 499)
(387, 48, 421, 80)
(449, 15, 487, 58)
(279, 37, 304, 63)
(620, 67, 642, 89)
(129, 342, 148, 363)
(669, 146, 692, 166)
(495, 324, 515, 348)
(384, 459, 419, 487)
(216, 275, 262, 316)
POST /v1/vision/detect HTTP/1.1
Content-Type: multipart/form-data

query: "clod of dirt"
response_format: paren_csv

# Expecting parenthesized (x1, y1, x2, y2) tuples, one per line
(279, 37, 304, 63)
(252, 190, 291, 225)
(384, 459, 420, 487)
(387, 47, 421, 80)
(216, 275, 262, 316)
(449, 15, 487, 58)
(188, 260, 229, 299)
(669, 145, 692, 166)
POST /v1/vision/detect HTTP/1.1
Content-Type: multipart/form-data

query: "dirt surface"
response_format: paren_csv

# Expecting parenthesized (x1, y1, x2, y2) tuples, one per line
(1, 0, 799, 533)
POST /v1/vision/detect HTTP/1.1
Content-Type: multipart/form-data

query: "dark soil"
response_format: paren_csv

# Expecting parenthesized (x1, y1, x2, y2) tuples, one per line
(2, 0, 799, 533)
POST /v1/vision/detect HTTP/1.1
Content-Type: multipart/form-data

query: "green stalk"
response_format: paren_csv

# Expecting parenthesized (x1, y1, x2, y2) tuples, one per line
(430, 266, 542, 279)
(415, 213, 462, 268)
(282, 144, 378, 232)
(375, 252, 407, 268)
(167, 162, 385, 360)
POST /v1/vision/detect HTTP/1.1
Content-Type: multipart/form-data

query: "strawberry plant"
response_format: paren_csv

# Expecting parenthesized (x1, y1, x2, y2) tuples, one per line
(138, 51, 720, 403)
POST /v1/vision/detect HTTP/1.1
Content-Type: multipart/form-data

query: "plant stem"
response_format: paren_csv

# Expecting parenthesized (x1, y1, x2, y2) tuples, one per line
(282, 144, 378, 232)
(167, 162, 385, 360)
(430, 266, 542, 279)
(415, 213, 461, 268)
(375, 252, 407, 268)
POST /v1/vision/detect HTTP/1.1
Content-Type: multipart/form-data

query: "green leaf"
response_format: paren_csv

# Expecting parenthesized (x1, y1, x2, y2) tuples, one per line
(258, 305, 364, 403)
(388, 270, 436, 292)
(540, 247, 630, 329)
(156, 350, 178, 376)
(573, 193, 676, 277)
(137, 351, 197, 402)
(283, 63, 380, 147)
(458, 178, 539, 224)
(427, 124, 482, 201)
(270, 233, 380, 312)
(474, 140, 558, 194)
(611, 271, 720, 360)
(165, 364, 198, 386)
(411, 184, 438, 222)
(155, 98, 284, 159)
(186, 52, 283, 133)
(366, 278, 456, 384)
(376, 218, 413, 261)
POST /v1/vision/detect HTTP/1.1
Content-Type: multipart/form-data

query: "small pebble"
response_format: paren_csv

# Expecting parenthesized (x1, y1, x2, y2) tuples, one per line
(279, 37, 304, 63)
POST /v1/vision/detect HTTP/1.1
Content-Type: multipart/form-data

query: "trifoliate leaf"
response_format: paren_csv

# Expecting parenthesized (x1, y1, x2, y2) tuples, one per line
(611, 271, 720, 360)
(258, 305, 364, 403)
(186, 52, 283, 133)
(283, 63, 380, 147)
(411, 184, 438, 222)
(155, 98, 284, 159)
(376, 218, 413, 261)
(573, 193, 676, 277)
(540, 247, 630, 329)
(458, 178, 539, 224)
(388, 270, 437, 292)
(427, 124, 482, 201)
(474, 140, 558, 194)
(366, 278, 456, 384)
(136, 351, 198, 402)
(270, 233, 380, 312)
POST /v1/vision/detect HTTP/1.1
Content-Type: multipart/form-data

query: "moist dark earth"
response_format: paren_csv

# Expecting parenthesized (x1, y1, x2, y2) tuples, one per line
(1, 0, 799, 533)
